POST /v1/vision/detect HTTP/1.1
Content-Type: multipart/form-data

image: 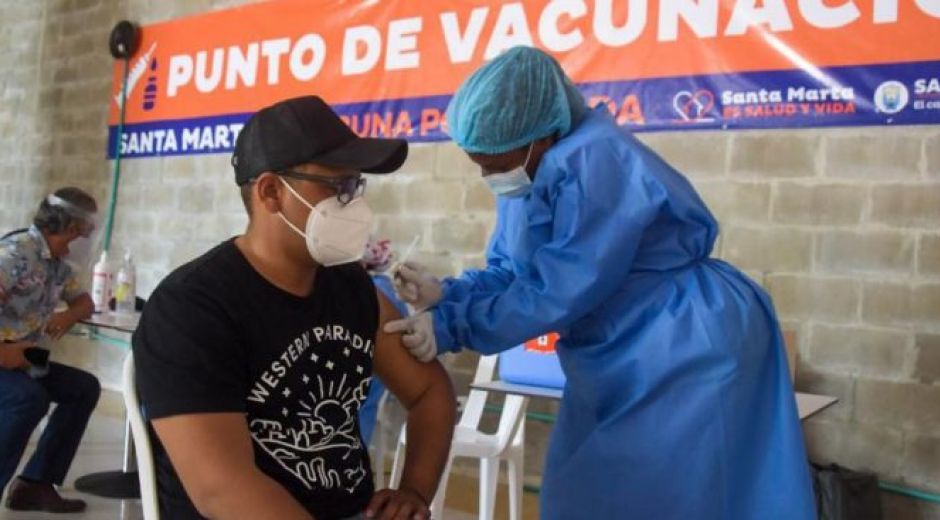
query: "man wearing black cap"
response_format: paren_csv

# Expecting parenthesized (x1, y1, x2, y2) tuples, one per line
(132, 96, 455, 520)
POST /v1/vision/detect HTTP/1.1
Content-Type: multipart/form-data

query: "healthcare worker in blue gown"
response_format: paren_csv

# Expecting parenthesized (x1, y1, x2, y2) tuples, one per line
(383, 46, 815, 519)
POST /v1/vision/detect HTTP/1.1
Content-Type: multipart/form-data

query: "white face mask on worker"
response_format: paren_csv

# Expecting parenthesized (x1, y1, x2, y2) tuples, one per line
(484, 142, 534, 198)
(277, 178, 373, 267)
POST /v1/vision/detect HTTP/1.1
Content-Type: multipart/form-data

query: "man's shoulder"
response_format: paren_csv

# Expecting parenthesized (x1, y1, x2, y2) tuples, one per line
(136, 242, 247, 350)
(0, 230, 37, 257)
(150, 240, 241, 304)
(326, 262, 372, 286)
(0, 233, 38, 279)
(0, 240, 24, 265)
(323, 263, 378, 304)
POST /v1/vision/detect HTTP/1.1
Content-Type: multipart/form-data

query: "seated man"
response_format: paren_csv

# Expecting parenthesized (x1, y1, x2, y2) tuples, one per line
(0, 188, 100, 513)
(133, 96, 456, 520)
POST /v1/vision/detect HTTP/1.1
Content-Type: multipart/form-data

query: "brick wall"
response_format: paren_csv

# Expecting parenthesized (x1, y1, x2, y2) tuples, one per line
(0, 3, 50, 230)
(1, 0, 937, 516)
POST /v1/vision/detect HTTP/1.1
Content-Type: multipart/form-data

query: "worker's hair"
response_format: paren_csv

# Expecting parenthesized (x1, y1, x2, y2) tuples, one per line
(33, 187, 97, 235)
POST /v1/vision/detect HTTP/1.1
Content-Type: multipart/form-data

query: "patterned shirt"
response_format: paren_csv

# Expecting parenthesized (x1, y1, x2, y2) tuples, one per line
(0, 226, 83, 342)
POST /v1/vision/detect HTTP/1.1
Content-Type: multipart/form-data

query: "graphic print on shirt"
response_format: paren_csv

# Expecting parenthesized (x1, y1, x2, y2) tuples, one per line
(246, 323, 373, 494)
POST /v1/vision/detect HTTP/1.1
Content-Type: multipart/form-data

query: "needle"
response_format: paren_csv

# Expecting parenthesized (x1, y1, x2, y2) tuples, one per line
(390, 235, 420, 277)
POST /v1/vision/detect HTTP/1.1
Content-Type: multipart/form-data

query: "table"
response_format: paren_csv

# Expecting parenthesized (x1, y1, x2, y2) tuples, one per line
(81, 312, 140, 334)
(471, 381, 838, 420)
(73, 312, 141, 499)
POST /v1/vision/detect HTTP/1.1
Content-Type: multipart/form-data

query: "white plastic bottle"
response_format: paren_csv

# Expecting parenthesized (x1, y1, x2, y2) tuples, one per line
(115, 249, 136, 315)
(91, 250, 111, 314)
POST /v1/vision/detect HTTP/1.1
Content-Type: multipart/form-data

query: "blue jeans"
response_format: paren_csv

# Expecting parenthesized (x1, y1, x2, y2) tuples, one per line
(0, 362, 100, 496)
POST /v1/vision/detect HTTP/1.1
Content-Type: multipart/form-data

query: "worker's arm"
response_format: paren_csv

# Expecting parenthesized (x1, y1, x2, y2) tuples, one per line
(437, 198, 517, 301)
(65, 293, 94, 320)
(152, 413, 313, 520)
(45, 293, 93, 340)
(366, 291, 456, 520)
(45, 267, 94, 340)
(432, 143, 666, 352)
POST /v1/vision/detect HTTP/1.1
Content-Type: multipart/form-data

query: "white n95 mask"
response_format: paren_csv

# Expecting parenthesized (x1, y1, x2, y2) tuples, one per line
(277, 178, 373, 267)
(484, 142, 534, 198)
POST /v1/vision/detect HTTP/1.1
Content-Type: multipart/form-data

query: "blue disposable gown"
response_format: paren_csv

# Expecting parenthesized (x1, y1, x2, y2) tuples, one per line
(431, 109, 815, 519)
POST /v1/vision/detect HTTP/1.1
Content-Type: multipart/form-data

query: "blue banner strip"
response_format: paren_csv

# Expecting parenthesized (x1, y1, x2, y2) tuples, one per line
(108, 60, 940, 159)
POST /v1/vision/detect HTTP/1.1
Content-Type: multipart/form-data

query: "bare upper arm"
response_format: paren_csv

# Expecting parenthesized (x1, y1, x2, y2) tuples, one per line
(373, 291, 450, 409)
(151, 413, 257, 503)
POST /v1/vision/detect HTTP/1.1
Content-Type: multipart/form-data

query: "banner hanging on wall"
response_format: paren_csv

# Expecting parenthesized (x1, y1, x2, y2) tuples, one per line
(107, 0, 940, 159)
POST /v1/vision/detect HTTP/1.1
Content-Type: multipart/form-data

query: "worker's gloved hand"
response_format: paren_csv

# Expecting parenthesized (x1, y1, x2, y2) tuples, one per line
(393, 262, 442, 311)
(383, 312, 438, 363)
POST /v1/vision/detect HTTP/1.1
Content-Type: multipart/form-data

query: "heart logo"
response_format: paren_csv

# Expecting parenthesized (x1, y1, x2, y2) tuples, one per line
(673, 90, 716, 121)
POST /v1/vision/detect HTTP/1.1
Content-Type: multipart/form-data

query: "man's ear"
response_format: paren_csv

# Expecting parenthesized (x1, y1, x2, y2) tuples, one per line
(254, 172, 283, 214)
(526, 135, 556, 178)
(534, 134, 555, 154)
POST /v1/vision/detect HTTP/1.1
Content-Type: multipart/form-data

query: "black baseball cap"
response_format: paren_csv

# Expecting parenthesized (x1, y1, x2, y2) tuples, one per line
(232, 96, 408, 185)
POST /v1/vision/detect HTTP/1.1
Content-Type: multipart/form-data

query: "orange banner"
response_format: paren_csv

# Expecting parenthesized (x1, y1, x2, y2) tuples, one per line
(107, 0, 940, 157)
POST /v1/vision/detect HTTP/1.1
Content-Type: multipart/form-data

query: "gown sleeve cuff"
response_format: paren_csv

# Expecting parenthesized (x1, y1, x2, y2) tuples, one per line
(440, 277, 470, 303)
(431, 306, 461, 354)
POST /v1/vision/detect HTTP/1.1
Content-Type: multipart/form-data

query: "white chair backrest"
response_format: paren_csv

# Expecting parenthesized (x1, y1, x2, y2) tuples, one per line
(494, 394, 528, 448)
(457, 355, 498, 430)
(123, 353, 160, 520)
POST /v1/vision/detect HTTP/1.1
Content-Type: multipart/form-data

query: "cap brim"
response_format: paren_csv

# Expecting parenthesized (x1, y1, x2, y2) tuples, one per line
(313, 137, 408, 174)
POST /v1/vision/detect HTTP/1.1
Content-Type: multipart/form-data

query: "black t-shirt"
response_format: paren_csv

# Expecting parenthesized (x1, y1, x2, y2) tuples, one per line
(132, 240, 378, 520)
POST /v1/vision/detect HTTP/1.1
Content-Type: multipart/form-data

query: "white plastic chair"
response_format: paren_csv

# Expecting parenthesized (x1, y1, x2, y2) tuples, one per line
(122, 353, 160, 520)
(390, 355, 528, 520)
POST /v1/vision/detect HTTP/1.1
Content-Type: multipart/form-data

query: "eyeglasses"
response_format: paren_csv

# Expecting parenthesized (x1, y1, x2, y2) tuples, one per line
(277, 170, 367, 205)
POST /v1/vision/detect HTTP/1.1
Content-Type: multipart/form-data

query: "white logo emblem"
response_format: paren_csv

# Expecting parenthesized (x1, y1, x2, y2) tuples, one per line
(874, 81, 909, 114)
